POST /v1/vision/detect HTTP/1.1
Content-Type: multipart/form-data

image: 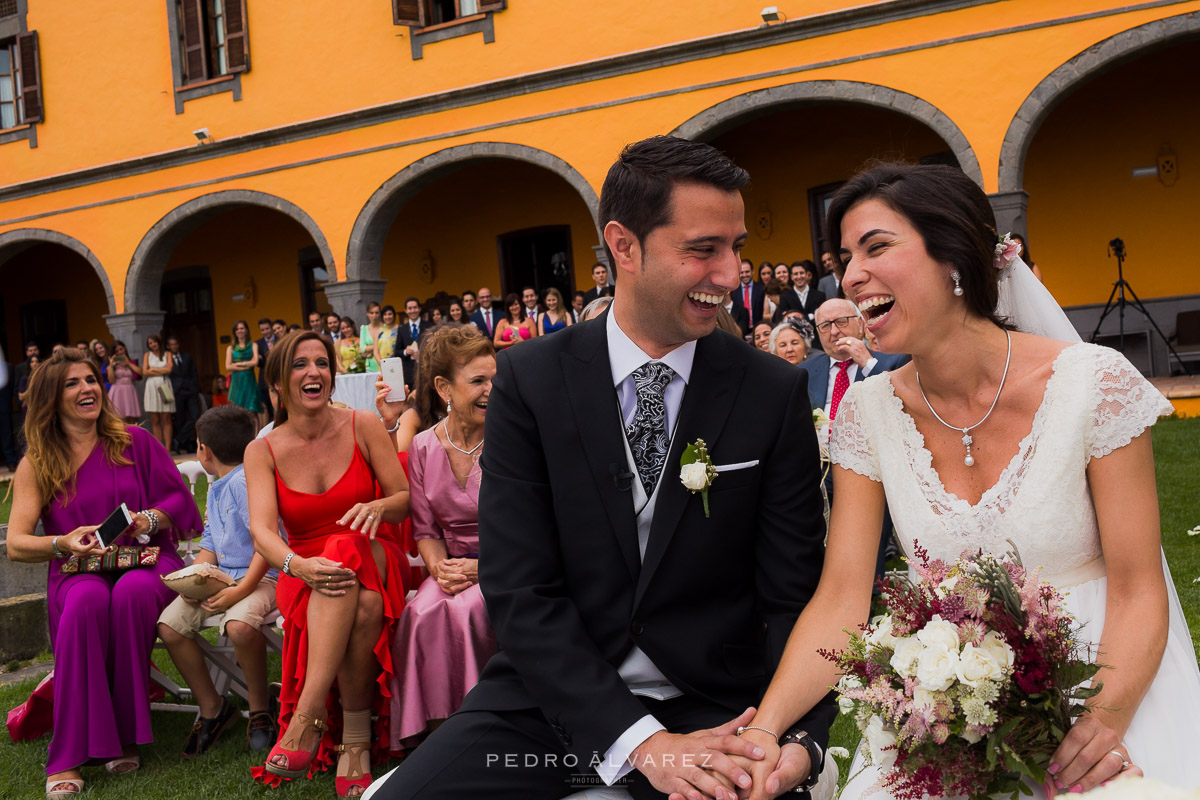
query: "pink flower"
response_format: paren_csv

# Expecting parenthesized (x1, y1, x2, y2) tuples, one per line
(994, 234, 1023, 269)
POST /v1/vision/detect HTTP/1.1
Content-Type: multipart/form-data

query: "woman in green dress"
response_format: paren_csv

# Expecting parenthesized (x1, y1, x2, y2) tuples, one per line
(360, 302, 384, 372)
(225, 319, 263, 421)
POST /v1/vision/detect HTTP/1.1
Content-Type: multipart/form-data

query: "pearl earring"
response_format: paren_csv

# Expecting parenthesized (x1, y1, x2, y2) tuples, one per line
(952, 271, 964, 297)
(446, 400, 452, 414)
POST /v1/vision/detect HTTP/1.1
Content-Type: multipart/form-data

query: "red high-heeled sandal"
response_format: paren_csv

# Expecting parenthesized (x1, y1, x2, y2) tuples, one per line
(264, 710, 326, 779)
(335, 742, 372, 798)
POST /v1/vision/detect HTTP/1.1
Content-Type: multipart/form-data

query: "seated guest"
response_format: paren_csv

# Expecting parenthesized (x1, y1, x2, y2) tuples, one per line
(389, 325, 498, 748)
(245, 331, 411, 797)
(158, 405, 278, 757)
(800, 298, 909, 580)
(751, 321, 773, 352)
(6, 348, 201, 799)
(769, 318, 811, 365)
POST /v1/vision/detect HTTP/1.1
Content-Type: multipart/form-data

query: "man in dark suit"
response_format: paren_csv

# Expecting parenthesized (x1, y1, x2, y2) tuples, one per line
(372, 135, 833, 800)
(800, 297, 908, 583)
(582, 261, 615, 307)
(469, 287, 501, 336)
(731, 258, 765, 335)
(775, 261, 825, 323)
(167, 336, 202, 453)
(397, 296, 429, 389)
(816, 251, 840, 299)
(254, 318, 277, 422)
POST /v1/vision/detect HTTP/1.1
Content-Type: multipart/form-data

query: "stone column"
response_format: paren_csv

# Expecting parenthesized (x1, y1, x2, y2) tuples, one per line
(323, 278, 388, 323)
(104, 311, 166, 361)
(591, 243, 610, 268)
(988, 190, 1029, 239)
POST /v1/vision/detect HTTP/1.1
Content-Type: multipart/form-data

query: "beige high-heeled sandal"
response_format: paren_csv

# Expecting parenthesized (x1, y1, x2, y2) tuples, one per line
(45, 777, 84, 800)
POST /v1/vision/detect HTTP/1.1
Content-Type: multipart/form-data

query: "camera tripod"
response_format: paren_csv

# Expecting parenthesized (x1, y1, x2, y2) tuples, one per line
(1089, 238, 1192, 376)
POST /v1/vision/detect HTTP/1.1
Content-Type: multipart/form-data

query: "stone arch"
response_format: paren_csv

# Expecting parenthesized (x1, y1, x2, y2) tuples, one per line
(999, 11, 1200, 192)
(672, 80, 983, 187)
(125, 190, 336, 311)
(0, 228, 116, 314)
(347, 142, 601, 281)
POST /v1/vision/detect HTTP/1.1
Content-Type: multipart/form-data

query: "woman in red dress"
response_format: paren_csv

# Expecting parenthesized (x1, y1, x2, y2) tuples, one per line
(245, 331, 410, 798)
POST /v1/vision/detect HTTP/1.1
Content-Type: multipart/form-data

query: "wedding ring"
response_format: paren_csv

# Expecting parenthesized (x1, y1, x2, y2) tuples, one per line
(1109, 750, 1131, 770)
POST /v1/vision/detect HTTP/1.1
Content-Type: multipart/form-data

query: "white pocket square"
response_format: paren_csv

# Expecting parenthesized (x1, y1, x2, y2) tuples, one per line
(713, 460, 759, 473)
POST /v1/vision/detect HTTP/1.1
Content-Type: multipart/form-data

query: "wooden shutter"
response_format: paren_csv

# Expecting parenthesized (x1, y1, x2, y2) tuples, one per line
(180, 0, 208, 83)
(224, 0, 249, 73)
(16, 31, 41, 124)
(392, 0, 425, 27)
(477, 0, 505, 12)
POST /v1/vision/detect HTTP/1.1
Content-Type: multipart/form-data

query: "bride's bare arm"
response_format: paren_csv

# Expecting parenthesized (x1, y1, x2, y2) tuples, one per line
(740, 467, 885, 799)
(1048, 430, 1165, 795)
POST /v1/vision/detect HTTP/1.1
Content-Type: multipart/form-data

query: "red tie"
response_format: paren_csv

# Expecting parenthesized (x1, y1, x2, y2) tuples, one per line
(743, 285, 752, 313)
(830, 360, 853, 419)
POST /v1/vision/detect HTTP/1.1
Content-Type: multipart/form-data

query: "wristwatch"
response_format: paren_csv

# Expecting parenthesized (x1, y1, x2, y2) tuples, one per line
(779, 728, 823, 796)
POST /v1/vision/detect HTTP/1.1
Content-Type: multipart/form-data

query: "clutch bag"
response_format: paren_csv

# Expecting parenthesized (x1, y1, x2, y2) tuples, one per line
(59, 546, 160, 575)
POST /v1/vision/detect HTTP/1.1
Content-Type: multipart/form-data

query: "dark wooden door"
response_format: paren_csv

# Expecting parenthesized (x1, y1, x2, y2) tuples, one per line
(497, 225, 574, 302)
(162, 267, 219, 400)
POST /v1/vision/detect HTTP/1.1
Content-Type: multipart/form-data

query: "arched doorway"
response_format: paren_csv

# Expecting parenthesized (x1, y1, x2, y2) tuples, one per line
(347, 143, 602, 317)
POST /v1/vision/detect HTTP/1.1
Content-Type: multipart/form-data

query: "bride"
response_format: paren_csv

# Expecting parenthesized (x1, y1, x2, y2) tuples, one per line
(735, 163, 1200, 799)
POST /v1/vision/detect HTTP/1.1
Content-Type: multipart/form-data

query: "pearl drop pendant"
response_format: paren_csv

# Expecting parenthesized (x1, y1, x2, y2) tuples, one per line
(964, 454, 975, 467)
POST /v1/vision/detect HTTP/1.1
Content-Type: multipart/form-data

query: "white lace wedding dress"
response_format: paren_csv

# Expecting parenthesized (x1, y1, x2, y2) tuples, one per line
(831, 343, 1200, 797)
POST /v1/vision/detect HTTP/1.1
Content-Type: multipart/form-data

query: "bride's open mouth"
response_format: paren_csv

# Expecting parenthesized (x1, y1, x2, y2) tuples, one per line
(858, 294, 895, 330)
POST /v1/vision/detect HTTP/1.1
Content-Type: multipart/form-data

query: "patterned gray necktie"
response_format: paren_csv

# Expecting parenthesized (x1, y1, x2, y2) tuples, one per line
(626, 362, 676, 495)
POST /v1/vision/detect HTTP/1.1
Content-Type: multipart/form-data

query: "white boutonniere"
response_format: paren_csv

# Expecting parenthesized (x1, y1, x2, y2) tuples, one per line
(680, 438, 718, 518)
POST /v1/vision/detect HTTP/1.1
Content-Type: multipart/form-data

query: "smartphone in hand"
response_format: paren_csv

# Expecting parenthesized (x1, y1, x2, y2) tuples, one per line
(95, 503, 134, 548)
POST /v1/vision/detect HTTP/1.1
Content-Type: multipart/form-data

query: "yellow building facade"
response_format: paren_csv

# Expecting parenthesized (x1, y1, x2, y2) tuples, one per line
(1, 0, 1197, 387)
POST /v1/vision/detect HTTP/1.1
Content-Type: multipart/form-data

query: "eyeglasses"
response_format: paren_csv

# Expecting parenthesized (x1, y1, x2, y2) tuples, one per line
(815, 316, 859, 333)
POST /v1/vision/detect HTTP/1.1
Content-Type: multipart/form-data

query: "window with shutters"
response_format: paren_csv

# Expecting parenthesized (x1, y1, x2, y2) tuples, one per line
(393, 0, 505, 60)
(175, 0, 248, 86)
(0, 32, 40, 131)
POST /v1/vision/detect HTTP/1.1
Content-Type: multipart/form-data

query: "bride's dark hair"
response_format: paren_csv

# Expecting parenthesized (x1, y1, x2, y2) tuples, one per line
(825, 162, 1008, 328)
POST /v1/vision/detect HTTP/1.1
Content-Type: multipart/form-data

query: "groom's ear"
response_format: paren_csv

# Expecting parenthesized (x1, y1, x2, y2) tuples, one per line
(604, 221, 640, 277)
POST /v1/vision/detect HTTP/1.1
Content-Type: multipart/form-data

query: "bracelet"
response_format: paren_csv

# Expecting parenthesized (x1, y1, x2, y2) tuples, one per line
(137, 508, 160, 537)
(386, 418, 401, 434)
(282, 552, 296, 576)
(51, 536, 64, 559)
(736, 725, 779, 742)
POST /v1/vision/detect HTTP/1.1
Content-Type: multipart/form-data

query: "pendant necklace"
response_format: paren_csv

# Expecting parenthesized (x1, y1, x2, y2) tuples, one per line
(441, 418, 483, 456)
(915, 329, 1011, 467)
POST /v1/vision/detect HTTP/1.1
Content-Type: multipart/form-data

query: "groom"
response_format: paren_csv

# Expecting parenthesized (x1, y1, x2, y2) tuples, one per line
(370, 136, 833, 799)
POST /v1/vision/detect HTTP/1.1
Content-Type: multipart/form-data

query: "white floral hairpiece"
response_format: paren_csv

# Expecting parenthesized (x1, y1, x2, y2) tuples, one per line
(994, 233, 1023, 270)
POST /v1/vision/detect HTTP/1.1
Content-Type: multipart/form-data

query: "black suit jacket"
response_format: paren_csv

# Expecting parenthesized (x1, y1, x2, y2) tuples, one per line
(398, 319, 430, 384)
(799, 349, 911, 411)
(582, 285, 614, 307)
(775, 286, 827, 323)
(168, 352, 199, 396)
(731, 281, 765, 329)
(470, 307, 502, 335)
(468, 311, 835, 762)
(254, 337, 275, 389)
(726, 303, 750, 336)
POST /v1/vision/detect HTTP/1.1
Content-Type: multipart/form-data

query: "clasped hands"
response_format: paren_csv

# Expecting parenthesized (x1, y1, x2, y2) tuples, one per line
(630, 708, 811, 800)
(430, 557, 477, 595)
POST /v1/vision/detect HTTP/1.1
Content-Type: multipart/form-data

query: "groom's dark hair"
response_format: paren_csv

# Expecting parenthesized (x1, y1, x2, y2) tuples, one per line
(599, 135, 749, 269)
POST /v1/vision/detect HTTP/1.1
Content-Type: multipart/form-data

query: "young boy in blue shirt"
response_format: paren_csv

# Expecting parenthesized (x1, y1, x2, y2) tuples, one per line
(158, 405, 278, 756)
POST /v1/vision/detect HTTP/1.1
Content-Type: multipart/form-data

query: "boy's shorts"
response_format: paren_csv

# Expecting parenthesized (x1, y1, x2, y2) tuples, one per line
(158, 576, 277, 637)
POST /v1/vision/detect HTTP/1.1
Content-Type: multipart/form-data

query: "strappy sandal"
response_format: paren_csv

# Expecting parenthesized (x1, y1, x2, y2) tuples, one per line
(45, 778, 83, 800)
(264, 710, 326, 779)
(335, 742, 372, 798)
(104, 753, 140, 774)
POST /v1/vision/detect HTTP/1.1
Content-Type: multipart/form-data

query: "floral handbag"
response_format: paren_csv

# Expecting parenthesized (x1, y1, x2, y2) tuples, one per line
(59, 546, 160, 575)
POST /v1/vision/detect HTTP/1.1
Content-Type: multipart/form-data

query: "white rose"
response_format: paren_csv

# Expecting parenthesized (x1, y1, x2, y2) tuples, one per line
(889, 636, 924, 677)
(865, 614, 898, 649)
(935, 576, 959, 598)
(679, 462, 709, 491)
(955, 643, 1002, 687)
(916, 615, 961, 652)
(979, 631, 1015, 672)
(911, 686, 937, 715)
(864, 715, 898, 769)
(916, 644, 959, 692)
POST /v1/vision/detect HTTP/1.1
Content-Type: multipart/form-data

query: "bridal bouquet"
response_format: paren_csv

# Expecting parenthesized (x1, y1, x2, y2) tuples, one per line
(824, 543, 1102, 800)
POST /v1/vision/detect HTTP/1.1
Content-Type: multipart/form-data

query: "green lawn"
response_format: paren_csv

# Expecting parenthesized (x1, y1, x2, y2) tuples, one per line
(1, 420, 1198, 799)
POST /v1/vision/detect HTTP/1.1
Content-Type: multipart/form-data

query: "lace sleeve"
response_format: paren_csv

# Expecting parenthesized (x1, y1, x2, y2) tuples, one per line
(830, 382, 882, 482)
(1087, 346, 1174, 462)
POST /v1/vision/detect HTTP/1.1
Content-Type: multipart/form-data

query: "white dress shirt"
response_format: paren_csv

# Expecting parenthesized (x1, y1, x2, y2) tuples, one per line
(795, 285, 809, 308)
(596, 305, 696, 785)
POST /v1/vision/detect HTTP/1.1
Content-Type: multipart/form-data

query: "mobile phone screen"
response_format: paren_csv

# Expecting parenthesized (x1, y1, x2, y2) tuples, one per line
(95, 503, 133, 548)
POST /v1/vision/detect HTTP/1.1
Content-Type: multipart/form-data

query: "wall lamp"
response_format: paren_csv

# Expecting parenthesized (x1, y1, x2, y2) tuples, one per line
(760, 6, 786, 23)
(192, 127, 212, 144)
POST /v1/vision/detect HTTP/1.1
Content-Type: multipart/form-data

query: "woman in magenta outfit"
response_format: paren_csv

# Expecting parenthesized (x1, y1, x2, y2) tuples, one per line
(5, 348, 202, 800)
(389, 324, 498, 747)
